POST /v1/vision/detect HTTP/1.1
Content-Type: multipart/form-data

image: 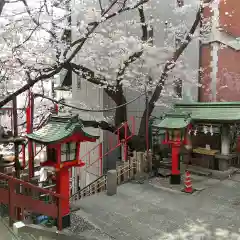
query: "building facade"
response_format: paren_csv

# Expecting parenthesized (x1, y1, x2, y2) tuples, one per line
(200, 0, 240, 102)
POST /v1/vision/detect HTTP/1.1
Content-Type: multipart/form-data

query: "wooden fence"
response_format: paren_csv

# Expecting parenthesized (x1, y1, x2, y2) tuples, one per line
(70, 151, 151, 202)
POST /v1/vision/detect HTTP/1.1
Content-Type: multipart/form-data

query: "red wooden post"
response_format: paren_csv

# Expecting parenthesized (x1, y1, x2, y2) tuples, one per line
(171, 144, 180, 175)
(76, 142, 80, 160)
(54, 103, 59, 114)
(55, 144, 70, 227)
(99, 143, 103, 176)
(26, 106, 34, 180)
(8, 179, 15, 226)
(170, 131, 181, 185)
(56, 168, 70, 218)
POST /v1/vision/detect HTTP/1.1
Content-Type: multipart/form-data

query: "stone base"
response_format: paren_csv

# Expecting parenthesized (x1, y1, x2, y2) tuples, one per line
(56, 214, 70, 229)
(170, 174, 181, 185)
(215, 153, 236, 171)
(106, 170, 117, 196)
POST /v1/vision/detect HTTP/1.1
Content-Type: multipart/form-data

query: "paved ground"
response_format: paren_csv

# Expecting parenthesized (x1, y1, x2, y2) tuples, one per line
(148, 174, 221, 194)
(70, 174, 240, 240)
(0, 220, 17, 240)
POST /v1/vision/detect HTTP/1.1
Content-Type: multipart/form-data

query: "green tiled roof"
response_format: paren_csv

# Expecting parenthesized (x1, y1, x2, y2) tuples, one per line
(26, 115, 99, 144)
(154, 102, 240, 130)
(175, 102, 240, 121)
(153, 113, 191, 129)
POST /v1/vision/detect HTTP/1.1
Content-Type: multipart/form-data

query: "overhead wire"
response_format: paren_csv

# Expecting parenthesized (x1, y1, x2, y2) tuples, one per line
(34, 92, 146, 112)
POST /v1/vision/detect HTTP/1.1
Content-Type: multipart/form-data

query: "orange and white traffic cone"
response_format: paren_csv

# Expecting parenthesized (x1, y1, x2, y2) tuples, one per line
(183, 171, 194, 193)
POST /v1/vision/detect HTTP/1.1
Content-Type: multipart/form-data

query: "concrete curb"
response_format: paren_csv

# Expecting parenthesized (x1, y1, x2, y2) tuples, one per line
(13, 222, 97, 240)
(149, 181, 207, 196)
(149, 182, 185, 194)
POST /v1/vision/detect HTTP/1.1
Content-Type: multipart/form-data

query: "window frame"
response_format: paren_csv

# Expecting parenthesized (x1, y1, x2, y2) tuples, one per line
(61, 142, 77, 162)
(47, 148, 57, 163)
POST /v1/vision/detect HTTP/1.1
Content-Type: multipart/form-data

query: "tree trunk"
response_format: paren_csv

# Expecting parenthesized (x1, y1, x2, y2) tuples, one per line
(0, 0, 5, 15)
(138, 6, 202, 137)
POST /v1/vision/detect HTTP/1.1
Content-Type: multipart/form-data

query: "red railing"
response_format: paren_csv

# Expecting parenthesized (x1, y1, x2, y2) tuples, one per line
(0, 172, 65, 230)
(81, 117, 135, 177)
(18, 113, 50, 169)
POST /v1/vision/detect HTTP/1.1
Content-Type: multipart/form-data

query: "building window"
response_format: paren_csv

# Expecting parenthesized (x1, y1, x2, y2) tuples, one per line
(77, 76, 81, 89)
(61, 142, 76, 162)
(47, 148, 57, 163)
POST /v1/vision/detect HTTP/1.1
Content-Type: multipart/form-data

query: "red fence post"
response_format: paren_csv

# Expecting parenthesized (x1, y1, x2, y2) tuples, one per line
(98, 143, 103, 176)
(26, 106, 34, 180)
(8, 179, 15, 226)
(22, 144, 25, 168)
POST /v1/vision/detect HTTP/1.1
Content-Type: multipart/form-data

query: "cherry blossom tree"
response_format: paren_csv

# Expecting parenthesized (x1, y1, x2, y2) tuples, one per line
(0, 0, 212, 150)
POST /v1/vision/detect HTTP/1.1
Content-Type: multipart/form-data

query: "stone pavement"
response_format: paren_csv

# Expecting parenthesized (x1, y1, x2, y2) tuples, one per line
(148, 174, 221, 194)
(70, 177, 240, 240)
(0, 219, 17, 240)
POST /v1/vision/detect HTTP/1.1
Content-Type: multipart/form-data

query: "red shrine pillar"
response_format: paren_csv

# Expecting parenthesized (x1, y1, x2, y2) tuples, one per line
(56, 168, 70, 215)
(26, 91, 34, 180)
(54, 103, 58, 115)
(56, 145, 70, 228)
(170, 142, 181, 184)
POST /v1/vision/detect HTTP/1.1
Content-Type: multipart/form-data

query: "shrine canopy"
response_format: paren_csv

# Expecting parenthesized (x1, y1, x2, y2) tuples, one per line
(154, 102, 240, 130)
(154, 112, 191, 130)
(26, 115, 99, 145)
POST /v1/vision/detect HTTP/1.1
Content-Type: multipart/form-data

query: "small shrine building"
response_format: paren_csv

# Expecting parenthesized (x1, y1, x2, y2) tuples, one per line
(153, 102, 240, 179)
(26, 114, 99, 228)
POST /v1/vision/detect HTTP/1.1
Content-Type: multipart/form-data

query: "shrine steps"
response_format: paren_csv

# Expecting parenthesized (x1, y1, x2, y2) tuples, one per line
(185, 165, 212, 177)
(0, 215, 37, 240)
(70, 157, 138, 206)
(66, 211, 114, 240)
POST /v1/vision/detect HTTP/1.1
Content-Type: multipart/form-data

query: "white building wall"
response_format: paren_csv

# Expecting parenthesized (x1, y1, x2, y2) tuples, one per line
(71, 72, 104, 188)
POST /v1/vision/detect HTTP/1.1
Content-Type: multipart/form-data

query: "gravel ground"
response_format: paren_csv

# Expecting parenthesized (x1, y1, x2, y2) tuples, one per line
(71, 176, 240, 240)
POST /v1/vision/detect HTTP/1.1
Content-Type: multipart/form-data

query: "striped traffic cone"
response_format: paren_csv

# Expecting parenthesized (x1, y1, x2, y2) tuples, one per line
(183, 171, 194, 193)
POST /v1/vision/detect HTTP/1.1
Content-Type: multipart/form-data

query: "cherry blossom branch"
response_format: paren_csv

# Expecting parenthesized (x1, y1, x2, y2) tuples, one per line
(0, 0, 149, 108)
(98, 0, 104, 14)
(138, 0, 212, 136)
(66, 62, 107, 86)
(113, 6, 150, 128)
(116, 7, 151, 84)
